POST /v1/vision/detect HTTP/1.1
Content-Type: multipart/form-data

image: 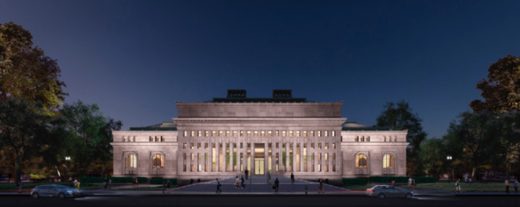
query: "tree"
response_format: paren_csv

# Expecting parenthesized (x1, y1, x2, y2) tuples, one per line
(58, 102, 121, 176)
(419, 138, 446, 178)
(0, 22, 66, 115)
(471, 55, 520, 112)
(0, 98, 50, 187)
(0, 22, 65, 186)
(442, 112, 515, 179)
(375, 101, 427, 176)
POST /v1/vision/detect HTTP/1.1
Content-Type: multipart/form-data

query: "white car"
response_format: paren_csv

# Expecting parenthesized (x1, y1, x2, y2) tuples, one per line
(366, 185, 414, 199)
(30, 184, 81, 199)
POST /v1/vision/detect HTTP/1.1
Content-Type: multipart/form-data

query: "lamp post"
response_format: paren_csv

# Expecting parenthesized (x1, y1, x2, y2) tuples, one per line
(446, 155, 453, 181)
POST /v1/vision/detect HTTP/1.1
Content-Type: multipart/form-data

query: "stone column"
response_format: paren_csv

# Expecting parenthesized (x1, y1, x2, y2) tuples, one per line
(300, 141, 304, 172)
(285, 142, 290, 172)
(230, 141, 234, 172)
(264, 141, 268, 174)
(216, 139, 220, 172)
(237, 141, 241, 172)
(292, 141, 296, 172)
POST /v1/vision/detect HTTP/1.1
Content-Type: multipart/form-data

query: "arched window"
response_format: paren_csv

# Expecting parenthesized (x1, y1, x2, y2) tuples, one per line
(126, 153, 137, 169)
(383, 154, 394, 169)
(355, 153, 368, 168)
(152, 153, 165, 168)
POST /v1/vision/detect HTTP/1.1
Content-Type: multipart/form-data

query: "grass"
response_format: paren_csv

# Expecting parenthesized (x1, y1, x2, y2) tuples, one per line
(343, 182, 509, 192)
(415, 182, 507, 192)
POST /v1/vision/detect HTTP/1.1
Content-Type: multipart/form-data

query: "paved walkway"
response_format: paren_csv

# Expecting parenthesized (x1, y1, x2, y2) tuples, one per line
(170, 175, 347, 194)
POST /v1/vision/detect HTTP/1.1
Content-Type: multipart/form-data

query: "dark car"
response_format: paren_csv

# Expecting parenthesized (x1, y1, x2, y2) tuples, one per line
(30, 184, 81, 198)
(366, 185, 414, 199)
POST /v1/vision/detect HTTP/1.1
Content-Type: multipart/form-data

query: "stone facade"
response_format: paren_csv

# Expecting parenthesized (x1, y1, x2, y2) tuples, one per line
(111, 90, 408, 179)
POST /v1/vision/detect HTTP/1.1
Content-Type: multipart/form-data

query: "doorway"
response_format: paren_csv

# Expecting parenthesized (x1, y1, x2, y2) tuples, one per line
(254, 144, 265, 175)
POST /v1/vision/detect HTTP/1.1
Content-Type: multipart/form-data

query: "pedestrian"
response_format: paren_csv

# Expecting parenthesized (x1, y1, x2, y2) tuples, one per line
(290, 172, 295, 184)
(241, 176, 246, 189)
(267, 171, 271, 184)
(108, 177, 112, 190)
(244, 169, 249, 180)
(411, 178, 416, 189)
(512, 178, 519, 193)
(162, 180, 168, 194)
(216, 178, 222, 193)
(408, 177, 412, 187)
(104, 176, 109, 189)
(455, 179, 461, 192)
(505, 178, 510, 193)
(235, 176, 241, 189)
(319, 179, 324, 193)
(274, 177, 280, 192)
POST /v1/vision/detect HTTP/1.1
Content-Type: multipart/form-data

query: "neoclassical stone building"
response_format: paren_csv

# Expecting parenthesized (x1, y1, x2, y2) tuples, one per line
(111, 90, 408, 179)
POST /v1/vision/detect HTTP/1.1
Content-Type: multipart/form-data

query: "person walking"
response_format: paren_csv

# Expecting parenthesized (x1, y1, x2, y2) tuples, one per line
(319, 179, 324, 193)
(505, 178, 510, 193)
(274, 177, 280, 192)
(241, 176, 246, 189)
(290, 172, 295, 184)
(454, 179, 461, 192)
(513, 177, 519, 193)
(235, 176, 241, 189)
(216, 178, 222, 193)
(244, 169, 249, 180)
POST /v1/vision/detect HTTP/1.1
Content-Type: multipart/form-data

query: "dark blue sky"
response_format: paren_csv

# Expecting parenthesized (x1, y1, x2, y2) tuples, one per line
(2, 0, 520, 137)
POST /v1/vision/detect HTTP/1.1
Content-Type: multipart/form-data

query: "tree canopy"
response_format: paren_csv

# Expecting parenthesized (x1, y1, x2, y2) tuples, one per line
(471, 55, 520, 112)
(375, 101, 427, 175)
(0, 22, 65, 114)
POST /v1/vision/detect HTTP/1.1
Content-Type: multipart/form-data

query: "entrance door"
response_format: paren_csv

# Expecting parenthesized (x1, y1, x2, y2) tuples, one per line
(254, 143, 265, 175)
(254, 158, 264, 175)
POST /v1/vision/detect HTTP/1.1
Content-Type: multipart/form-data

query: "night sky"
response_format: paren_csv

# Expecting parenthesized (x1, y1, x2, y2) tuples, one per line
(1, 0, 520, 138)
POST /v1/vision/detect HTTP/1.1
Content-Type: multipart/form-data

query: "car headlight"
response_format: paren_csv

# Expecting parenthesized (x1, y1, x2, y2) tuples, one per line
(66, 190, 74, 194)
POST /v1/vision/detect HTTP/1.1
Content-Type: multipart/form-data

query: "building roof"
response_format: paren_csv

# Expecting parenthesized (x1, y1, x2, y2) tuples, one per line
(129, 121, 177, 131)
(210, 89, 307, 103)
(341, 121, 392, 131)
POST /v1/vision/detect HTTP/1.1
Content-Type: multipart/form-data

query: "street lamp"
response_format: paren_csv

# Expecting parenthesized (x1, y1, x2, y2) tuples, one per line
(446, 155, 453, 181)
(65, 156, 71, 161)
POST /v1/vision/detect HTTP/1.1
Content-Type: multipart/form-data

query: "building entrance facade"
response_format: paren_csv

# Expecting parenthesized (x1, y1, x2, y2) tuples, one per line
(111, 89, 409, 180)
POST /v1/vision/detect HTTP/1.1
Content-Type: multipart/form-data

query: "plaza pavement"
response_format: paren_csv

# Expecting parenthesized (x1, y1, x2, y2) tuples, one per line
(169, 175, 348, 194)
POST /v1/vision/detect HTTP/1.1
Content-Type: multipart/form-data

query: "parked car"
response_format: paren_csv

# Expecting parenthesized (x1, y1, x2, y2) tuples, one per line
(30, 184, 81, 199)
(366, 185, 414, 199)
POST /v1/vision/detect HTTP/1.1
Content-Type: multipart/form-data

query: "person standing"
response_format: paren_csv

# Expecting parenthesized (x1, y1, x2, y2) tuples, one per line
(267, 171, 271, 184)
(216, 178, 222, 193)
(455, 179, 461, 192)
(505, 178, 510, 193)
(244, 169, 249, 180)
(290, 173, 295, 184)
(512, 177, 519, 193)
(241, 176, 245, 189)
(319, 179, 324, 193)
(274, 177, 280, 192)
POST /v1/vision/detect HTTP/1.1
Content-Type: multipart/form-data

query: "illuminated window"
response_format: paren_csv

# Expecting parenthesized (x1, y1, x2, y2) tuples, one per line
(205, 131, 210, 137)
(355, 153, 368, 168)
(261, 131, 265, 136)
(198, 131, 202, 137)
(302, 131, 307, 137)
(183, 131, 188, 137)
(152, 153, 165, 168)
(331, 131, 335, 137)
(127, 153, 137, 169)
(191, 131, 196, 137)
(383, 154, 394, 169)
(289, 131, 293, 137)
(317, 131, 321, 137)
(282, 131, 286, 137)
(296, 131, 300, 137)
(324, 131, 328, 137)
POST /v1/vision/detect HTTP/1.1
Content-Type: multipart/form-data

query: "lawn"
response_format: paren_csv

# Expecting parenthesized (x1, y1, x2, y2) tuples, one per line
(343, 182, 510, 192)
(415, 182, 507, 192)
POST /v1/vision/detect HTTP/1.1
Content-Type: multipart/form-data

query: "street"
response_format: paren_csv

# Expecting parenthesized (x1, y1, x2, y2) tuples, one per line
(0, 195, 519, 207)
